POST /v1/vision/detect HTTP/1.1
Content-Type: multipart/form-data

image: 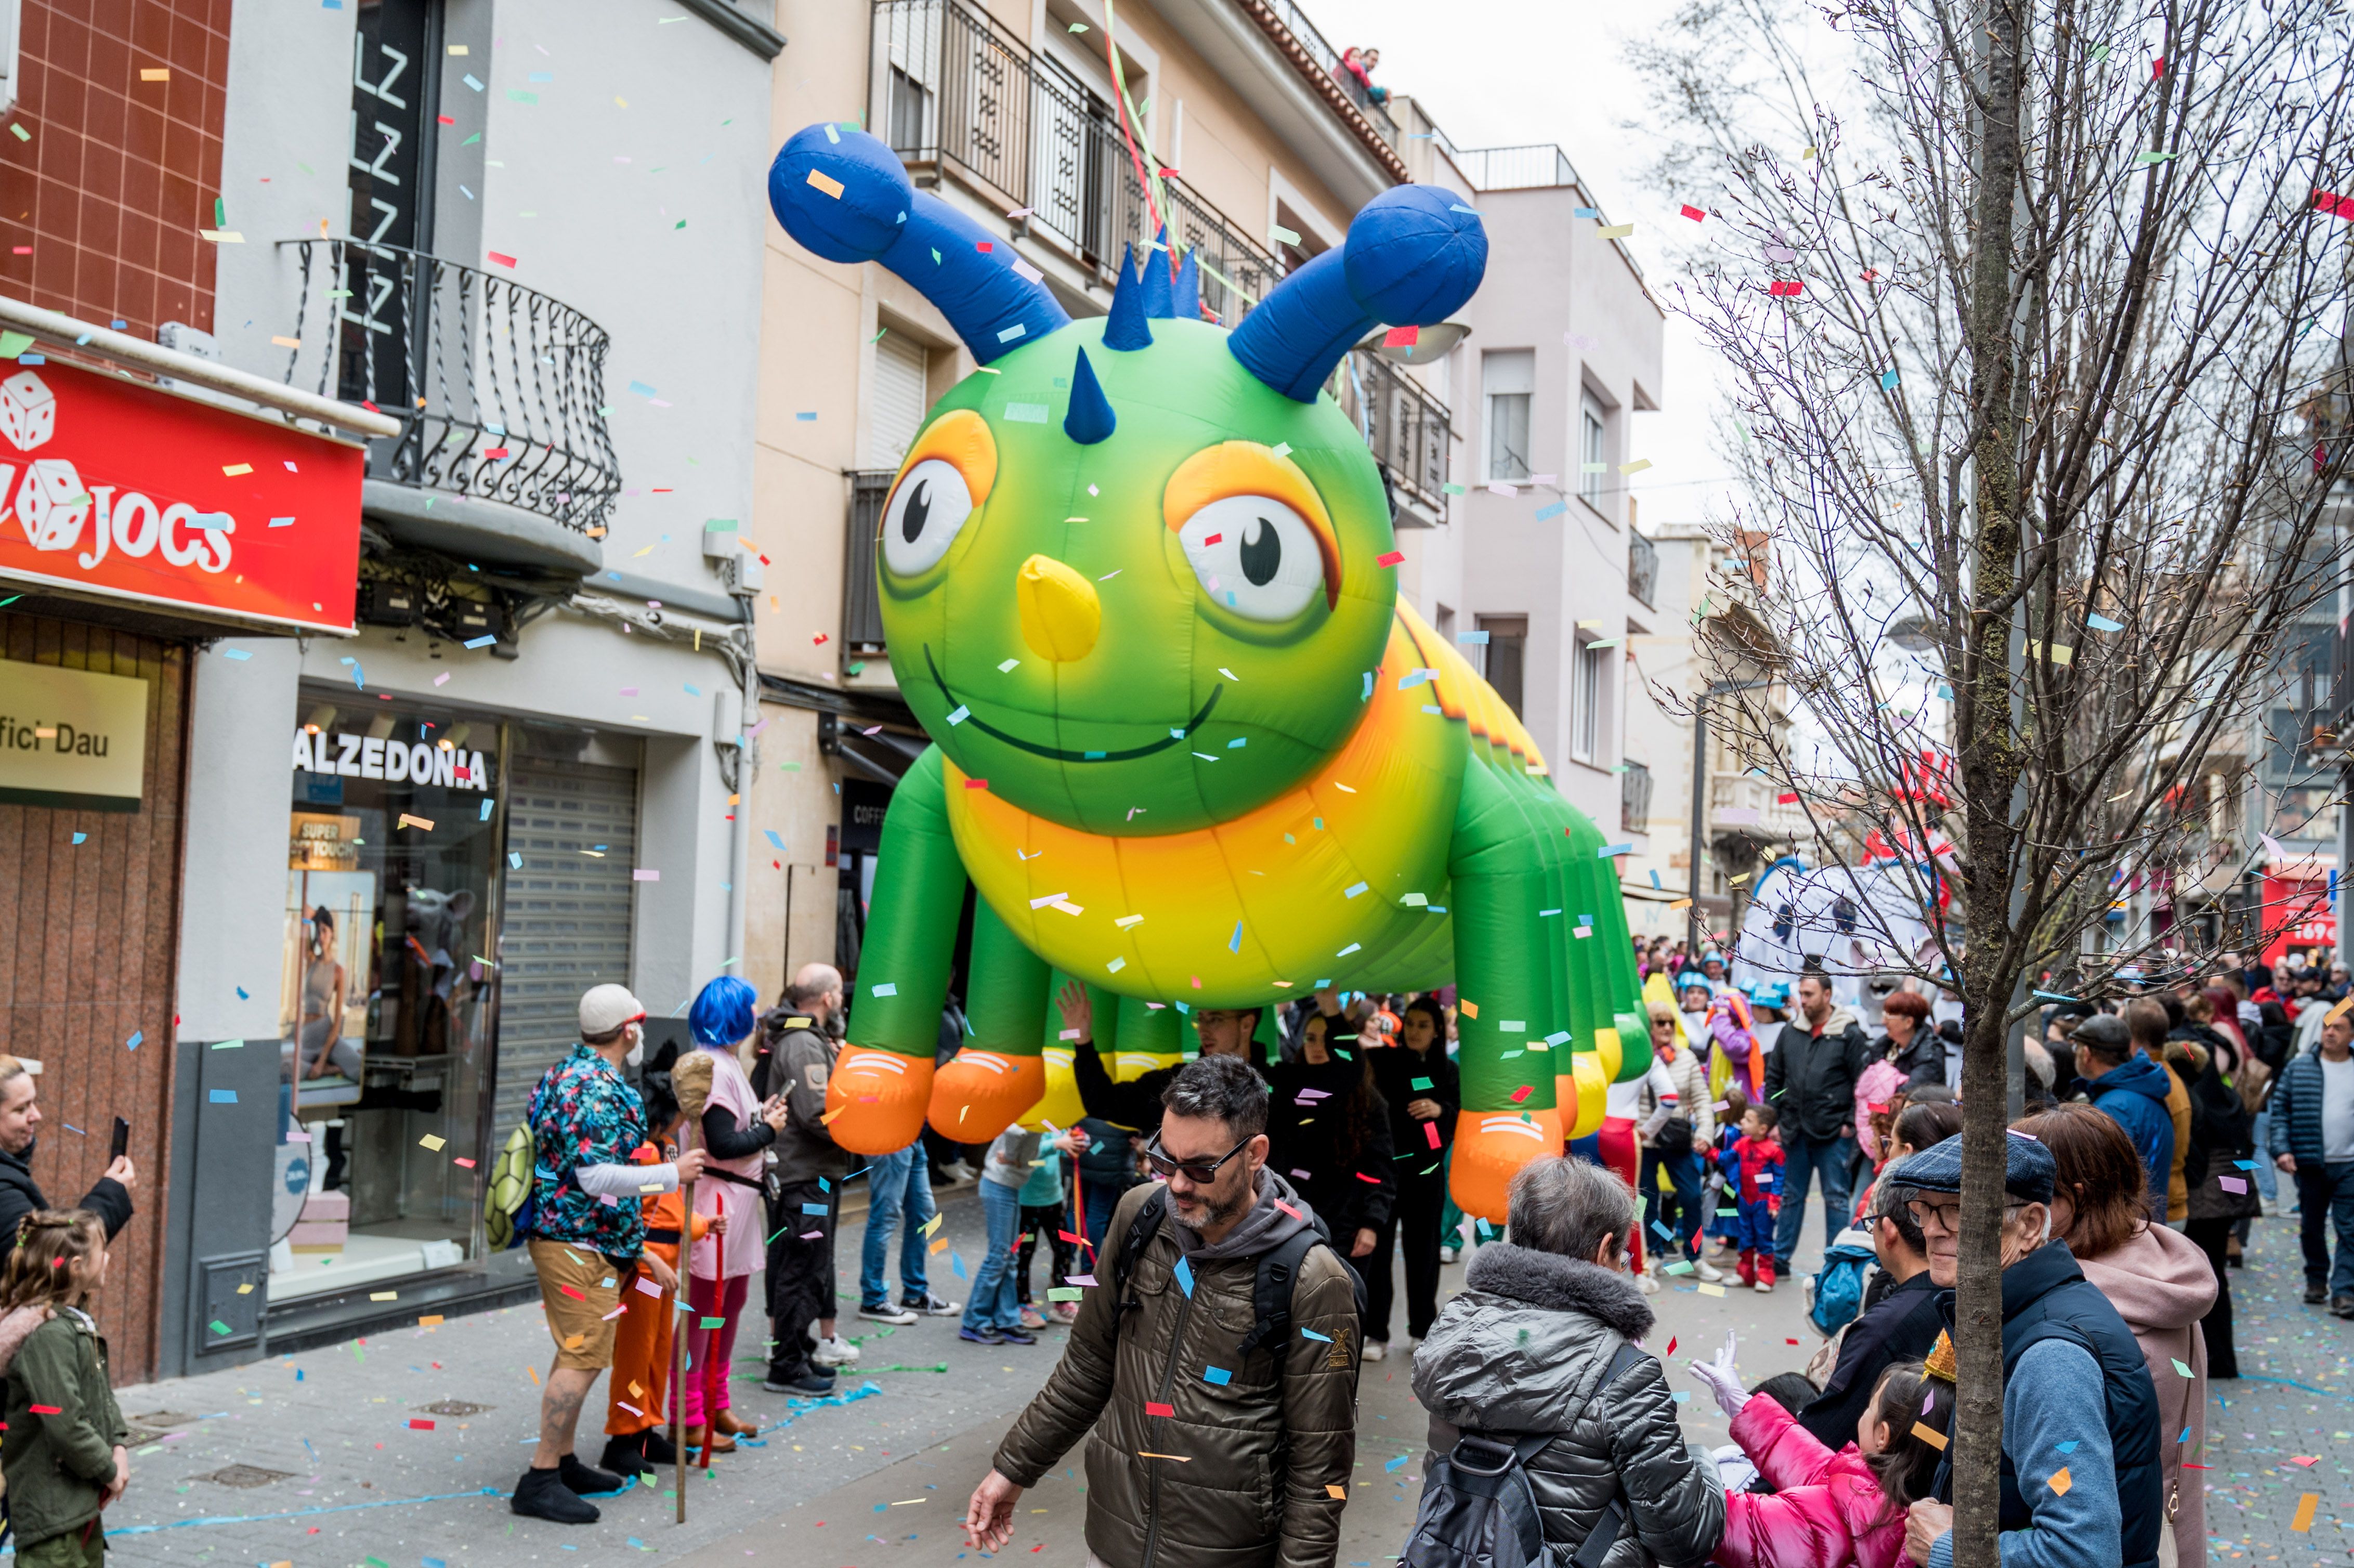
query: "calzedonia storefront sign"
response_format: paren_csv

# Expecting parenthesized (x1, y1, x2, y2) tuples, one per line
(0, 660, 149, 811)
(0, 360, 362, 633)
(290, 727, 491, 790)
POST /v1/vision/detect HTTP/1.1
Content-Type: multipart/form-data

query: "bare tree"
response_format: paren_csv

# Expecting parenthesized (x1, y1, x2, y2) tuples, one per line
(1631, 0, 2354, 1553)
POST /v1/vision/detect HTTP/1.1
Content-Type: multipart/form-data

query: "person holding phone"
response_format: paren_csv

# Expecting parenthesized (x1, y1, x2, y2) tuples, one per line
(0, 1056, 134, 1252)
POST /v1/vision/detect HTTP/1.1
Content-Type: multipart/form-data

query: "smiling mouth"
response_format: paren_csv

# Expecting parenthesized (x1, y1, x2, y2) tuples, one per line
(924, 645, 1221, 763)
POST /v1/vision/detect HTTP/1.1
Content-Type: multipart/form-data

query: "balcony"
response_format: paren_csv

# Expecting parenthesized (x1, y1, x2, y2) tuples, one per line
(1335, 350, 1453, 525)
(277, 239, 619, 577)
(1710, 774, 1810, 845)
(872, 0, 1284, 326)
(845, 469, 896, 655)
(1621, 759, 1653, 834)
(1245, 0, 1401, 147)
(1629, 529, 1659, 609)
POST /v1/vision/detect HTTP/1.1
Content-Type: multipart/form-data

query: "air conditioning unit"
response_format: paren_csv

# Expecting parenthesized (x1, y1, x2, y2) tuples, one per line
(356, 581, 417, 626)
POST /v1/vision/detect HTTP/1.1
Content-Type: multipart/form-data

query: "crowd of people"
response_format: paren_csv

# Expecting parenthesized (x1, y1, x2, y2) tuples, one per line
(2, 927, 2337, 1566)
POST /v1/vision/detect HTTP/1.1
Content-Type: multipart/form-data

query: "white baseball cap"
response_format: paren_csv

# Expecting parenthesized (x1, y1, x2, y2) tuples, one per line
(579, 983, 647, 1038)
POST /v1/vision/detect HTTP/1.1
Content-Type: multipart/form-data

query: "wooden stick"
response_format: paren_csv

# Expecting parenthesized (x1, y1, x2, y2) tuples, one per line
(673, 1141, 694, 1522)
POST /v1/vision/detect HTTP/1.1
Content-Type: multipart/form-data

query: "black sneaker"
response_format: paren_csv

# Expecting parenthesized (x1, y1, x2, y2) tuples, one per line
(762, 1370, 838, 1396)
(557, 1452, 628, 1497)
(511, 1466, 599, 1524)
(959, 1325, 1005, 1345)
(2307, 1284, 2330, 1304)
(995, 1325, 1038, 1345)
(594, 1432, 646, 1476)
(639, 1427, 678, 1466)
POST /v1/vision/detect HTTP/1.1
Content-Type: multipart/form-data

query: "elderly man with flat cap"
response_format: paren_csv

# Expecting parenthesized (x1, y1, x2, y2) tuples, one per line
(1881, 1132, 2164, 1568)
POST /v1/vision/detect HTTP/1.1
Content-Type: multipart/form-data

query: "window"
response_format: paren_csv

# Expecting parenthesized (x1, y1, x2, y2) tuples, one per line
(1483, 350, 1533, 482)
(1478, 615, 1527, 718)
(869, 331, 929, 467)
(1580, 395, 1607, 506)
(1574, 637, 1606, 761)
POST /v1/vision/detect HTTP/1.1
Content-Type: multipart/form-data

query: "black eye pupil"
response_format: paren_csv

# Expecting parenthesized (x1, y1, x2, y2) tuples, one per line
(1239, 516, 1281, 586)
(902, 478, 932, 543)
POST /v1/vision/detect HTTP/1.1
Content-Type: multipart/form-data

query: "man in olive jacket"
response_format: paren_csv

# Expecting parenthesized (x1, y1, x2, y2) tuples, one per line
(962, 1054, 1361, 1568)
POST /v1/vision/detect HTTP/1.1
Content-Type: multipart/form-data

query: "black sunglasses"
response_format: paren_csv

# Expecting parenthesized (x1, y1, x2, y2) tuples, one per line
(1145, 1133, 1252, 1185)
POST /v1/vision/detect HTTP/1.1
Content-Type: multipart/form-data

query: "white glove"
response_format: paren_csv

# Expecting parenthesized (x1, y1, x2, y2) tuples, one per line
(1686, 1330, 1748, 1420)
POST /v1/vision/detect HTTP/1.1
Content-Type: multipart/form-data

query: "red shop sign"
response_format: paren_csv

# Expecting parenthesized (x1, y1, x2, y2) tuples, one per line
(0, 360, 361, 633)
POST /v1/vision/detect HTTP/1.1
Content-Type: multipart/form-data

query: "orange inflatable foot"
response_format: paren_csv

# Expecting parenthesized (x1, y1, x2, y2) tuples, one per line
(928, 1051, 1047, 1143)
(1448, 1106, 1564, 1225)
(824, 1049, 936, 1156)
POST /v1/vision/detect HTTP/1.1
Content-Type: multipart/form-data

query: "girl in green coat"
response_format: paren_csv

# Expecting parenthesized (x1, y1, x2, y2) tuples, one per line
(1, 1211, 128, 1568)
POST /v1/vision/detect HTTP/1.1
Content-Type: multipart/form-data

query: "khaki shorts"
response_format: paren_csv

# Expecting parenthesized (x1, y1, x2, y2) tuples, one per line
(530, 1238, 623, 1369)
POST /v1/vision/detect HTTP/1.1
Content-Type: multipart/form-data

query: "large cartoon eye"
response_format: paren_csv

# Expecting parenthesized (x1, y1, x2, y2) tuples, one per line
(881, 459, 975, 577)
(1178, 495, 1323, 621)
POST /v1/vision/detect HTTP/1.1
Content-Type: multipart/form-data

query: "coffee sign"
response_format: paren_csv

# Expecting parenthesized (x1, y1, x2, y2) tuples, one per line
(0, 659, 149, 811)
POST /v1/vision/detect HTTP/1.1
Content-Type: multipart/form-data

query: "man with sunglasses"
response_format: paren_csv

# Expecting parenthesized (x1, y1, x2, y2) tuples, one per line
(963, 1054, 1361, 1568)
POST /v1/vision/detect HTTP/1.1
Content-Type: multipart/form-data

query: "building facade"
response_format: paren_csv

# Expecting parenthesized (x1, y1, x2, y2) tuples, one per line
(2, 0, 782, 1380)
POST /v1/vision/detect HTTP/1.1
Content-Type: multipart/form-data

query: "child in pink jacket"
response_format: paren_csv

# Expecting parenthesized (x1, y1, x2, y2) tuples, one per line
(1688, 1337, 1953, 1568)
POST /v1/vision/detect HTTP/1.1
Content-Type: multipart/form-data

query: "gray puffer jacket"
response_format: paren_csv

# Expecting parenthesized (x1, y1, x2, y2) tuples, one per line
(1411, 1244, 1723, 1568)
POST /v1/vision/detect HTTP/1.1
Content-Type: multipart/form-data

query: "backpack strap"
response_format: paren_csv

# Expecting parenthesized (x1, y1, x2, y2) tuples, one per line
(1568, 1341, 1654, 1568)
(1111, 1185, 1170, 1315)
(1240, 1218, 1332, 1358)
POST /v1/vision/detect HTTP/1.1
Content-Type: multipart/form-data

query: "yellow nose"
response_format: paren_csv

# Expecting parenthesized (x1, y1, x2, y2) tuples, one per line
(1016, 554, 1101, 663)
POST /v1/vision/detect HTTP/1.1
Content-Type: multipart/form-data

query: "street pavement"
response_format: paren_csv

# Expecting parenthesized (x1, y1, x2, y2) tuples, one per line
(79, 1184, 2354, 1567)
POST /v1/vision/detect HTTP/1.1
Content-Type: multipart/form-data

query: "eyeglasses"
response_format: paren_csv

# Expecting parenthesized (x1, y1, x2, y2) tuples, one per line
(1145, 1133, 1252, 1185)
(1905, 1198, 1963, 1232)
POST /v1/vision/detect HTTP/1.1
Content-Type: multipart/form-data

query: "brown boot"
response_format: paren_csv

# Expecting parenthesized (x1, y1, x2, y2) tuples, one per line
(712, 1408, 756, 1436)
(683, 1423, 736, 1455)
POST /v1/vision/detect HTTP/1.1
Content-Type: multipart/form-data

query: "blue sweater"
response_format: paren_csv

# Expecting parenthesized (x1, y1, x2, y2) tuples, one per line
(2266, 1046, 2351, 1166)
(1926, 1337, 2121, 1568)
(2083, 1056, 2175, 1219)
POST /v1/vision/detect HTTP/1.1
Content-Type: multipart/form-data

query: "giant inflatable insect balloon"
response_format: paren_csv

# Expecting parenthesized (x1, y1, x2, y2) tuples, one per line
(768, 124, 1651, 1219)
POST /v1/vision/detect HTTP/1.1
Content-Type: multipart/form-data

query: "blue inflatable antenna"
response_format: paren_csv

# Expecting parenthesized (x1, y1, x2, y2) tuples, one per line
(767, 124, 1070, 364)
(1064, 347, 1116, 445)
(1102, 244, 1153, 351)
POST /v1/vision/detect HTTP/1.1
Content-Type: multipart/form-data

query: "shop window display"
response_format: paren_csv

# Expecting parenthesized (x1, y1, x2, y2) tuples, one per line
(277, 697, 503, 1300)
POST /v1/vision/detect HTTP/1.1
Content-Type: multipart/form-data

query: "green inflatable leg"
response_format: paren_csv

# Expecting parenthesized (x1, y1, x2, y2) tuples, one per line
(932, 895, 1052, 1140)
(829, 747, 970, 1155)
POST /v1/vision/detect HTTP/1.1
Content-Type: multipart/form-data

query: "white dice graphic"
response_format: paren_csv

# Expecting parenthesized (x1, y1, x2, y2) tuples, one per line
(0, 371, 56, 453)
(15, 458, 87, 552)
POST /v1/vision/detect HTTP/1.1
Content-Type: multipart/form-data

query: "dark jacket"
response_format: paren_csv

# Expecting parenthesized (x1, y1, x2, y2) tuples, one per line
(1264, 1057, 1396, 1238)
(1765, 1009, 1871, 1143)
(1872, 1028, 1944, 1092)
(1070, 1035, 1179, 1135)
(1, 1305, 128, 1549)
(0, 1145, 133, 1251)
(2084, 1055, 2177, 1217)
(993, 1172, 1360, 1568)
(764, 1017, 851, 1185)
(1370, 1044, 1458, 1167)
(1411, 1244, 1724, 1567)
(1936, 1242, 2163, 1568)
(1795, 1267, 1948, 1451)
(2266, 1043, 2351, 1168)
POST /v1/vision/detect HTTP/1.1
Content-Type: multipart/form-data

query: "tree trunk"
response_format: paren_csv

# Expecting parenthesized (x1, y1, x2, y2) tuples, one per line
(1953, 0, 2028, 1554)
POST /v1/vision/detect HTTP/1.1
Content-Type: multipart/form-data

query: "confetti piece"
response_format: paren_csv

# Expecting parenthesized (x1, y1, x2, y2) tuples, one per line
(419, 1134, 447, 1152)
(1145, 1401, 1174, 1417)
(208, 1089, 237, 1104)
(1138, 1452, 1191, 1461)
(2047, 1467, 2071, 1496)
(1173, 1257, 1194, 1297)
(2294, 1494, 2320, 1532)
(805, 169, 845, 199)
(1385, 1455, 1408, 1472)
(1376, 550, 1404, 567)
(1912, 1422, 1948, 1450)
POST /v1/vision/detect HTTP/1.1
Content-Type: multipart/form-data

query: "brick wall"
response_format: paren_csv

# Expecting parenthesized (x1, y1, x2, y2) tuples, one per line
(1, 0, 231, 338)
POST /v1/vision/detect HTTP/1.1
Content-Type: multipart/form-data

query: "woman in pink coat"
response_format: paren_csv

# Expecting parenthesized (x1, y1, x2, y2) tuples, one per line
(1688, 1336, 1950, 1568)
(2018, 1104, 2217, 1567)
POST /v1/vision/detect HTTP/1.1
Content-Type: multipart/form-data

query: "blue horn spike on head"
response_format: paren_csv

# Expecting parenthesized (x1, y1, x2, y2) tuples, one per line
(1229, 186, 1488, 403)
(767, 122, 1070, 363)
(1141, 227, 1175, 319)
(1171, 247, 1201, 322)
(1103, 244, 1153, 351)
(1064, 347, 1117, 445)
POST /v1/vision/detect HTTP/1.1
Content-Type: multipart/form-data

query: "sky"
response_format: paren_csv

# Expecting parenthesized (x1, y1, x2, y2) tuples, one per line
(1323, 0, 1755, 533)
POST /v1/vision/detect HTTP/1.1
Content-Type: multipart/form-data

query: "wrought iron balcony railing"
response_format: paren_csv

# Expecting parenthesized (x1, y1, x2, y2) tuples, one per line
(1338, 350, 1453, 518)
(277, 239, 620, 538)
(846, 469, 897, 653)
(1621, 759, 1654, 834)
(872, 0, 1284, 326)
(1629, 529, 1659, 609)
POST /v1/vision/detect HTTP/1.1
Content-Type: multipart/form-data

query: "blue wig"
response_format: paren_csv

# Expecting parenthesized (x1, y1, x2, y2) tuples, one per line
(689, 975, 760, 1049)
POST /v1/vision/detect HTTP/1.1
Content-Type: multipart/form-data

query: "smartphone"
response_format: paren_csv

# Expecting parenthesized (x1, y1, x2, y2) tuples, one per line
(109, 1117, 129, 1162)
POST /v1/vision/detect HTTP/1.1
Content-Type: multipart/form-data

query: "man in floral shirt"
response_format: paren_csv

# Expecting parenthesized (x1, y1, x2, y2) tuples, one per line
(511, 985, 709, 1525)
